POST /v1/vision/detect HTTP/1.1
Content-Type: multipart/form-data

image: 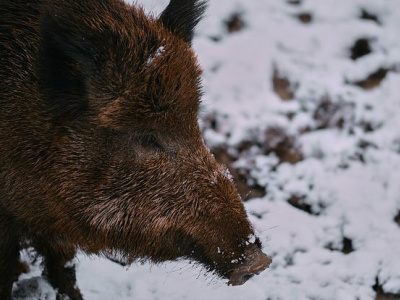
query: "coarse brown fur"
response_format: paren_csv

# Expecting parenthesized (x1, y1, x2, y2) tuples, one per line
(0, 0, 268, 299)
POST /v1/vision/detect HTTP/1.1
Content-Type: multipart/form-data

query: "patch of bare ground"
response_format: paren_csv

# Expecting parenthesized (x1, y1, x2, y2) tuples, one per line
(312, 97, 353, 130)
(360, 9, 381, 25)
(341, 237, 354, 254)
(265, 128, 303, 163)
(287, 0, 302, 5)
(273, 69, 296, 101)
(202, 114, 219, 131)
(350, 38, 372, 60)
(374, 279, 400, 300)
(203, 115, 265, 200)
(394, 211, 400, 227)
(287, 195, 312, 214)
(225, 12, 245, 33)
(351, 68, 389, 90)
(208, 125, 303, 201)
(212, 147, 266, 201)
(233, 127, 303, 164)
(287, 193, 330, 216)
(325, 237, 355, 254)
(296, 12, 312, 24)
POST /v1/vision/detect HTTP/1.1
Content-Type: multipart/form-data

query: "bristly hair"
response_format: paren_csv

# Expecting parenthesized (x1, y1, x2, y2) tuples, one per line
(159, 0, 208, 45)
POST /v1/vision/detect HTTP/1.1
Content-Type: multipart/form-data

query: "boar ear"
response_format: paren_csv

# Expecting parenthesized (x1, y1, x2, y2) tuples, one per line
(38, 10, 93, 122)
(159, 0, 207, 44)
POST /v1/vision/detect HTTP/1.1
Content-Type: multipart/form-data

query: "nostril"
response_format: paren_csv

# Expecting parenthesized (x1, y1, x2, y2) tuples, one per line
(242, 274, 254, 282)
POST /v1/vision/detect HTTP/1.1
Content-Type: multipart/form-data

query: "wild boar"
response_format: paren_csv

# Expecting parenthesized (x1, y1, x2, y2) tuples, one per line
(0, 0, 272, 299)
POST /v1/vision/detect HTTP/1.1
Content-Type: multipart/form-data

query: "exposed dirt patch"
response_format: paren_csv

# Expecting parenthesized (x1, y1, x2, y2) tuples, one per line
(313, 97, 353, 130)
(235, 127, 303, 165)
(212, 147, 266, 201)
(264, 127, 303, 164)
(352, 68, 389, 90)
(358, 119, 382, 133)
(225, 13, 246, 33)
(287, 195, 312, 214)
(273, 69, 295, 101)
(209, 35, 222, 43)
(341, 237, 354, 254)
(326, 237, 355, 254)
(203, 114, 219, 131)
(360, 9, 381, 25)
(358, 139, 378, 150)
(374, 279, 400, 300)
(297, 12, 312, 24)
(394, 211, 400, 227)
(350, 38, 372, 60)
(208, 125, 302, 201)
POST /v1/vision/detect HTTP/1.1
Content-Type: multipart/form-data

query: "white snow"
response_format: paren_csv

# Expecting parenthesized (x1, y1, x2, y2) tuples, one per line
(147, 46, 165, 66)
(14, 0, 400, 299)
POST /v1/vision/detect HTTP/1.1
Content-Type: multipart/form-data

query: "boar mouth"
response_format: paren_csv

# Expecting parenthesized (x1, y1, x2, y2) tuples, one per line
(227, 244, 272, 286)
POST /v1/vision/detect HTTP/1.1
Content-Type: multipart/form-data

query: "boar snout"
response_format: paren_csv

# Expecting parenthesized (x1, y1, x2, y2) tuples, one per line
(228, 244, 272, 286)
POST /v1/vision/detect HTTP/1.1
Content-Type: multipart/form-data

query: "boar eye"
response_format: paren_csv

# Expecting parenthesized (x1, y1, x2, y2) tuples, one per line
(140, 135, 164, 152)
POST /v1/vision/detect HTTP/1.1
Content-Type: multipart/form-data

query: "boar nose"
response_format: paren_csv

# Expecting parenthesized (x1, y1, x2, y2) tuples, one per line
(228, 245, 272, 286)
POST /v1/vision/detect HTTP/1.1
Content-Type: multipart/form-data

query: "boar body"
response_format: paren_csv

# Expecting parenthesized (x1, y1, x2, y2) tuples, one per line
(0, 0, 271, 299)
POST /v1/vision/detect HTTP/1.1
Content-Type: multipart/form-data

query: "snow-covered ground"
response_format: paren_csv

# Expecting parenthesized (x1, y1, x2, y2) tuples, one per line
(14, 0, 400, 299)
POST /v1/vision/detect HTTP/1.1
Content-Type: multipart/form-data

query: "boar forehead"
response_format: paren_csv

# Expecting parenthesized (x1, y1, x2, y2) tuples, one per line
(96, 40, 203, 131)
(81, 3, 204, 130)
(41, 0, 203, 130)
